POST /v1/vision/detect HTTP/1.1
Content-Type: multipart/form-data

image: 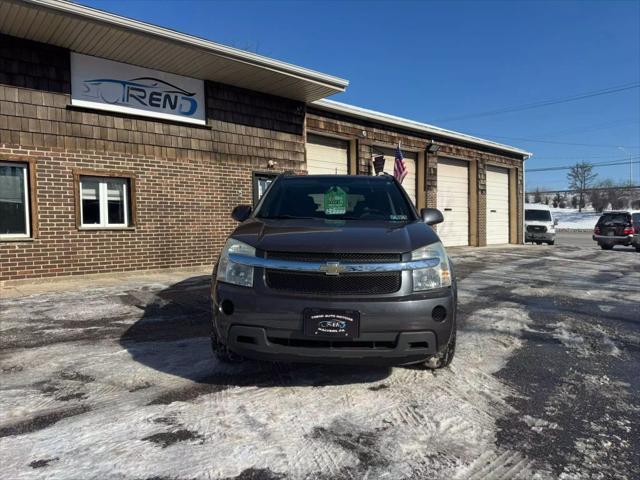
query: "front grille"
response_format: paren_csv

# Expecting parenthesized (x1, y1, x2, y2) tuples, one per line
(265, 270, 401, 295)
(527, 225, 547, 233)
(266, 251, 402, 263)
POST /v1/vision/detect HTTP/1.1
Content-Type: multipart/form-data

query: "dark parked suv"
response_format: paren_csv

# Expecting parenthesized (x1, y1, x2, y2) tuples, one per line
(211, 174, 457, 369)
(593, 211, 640, 251)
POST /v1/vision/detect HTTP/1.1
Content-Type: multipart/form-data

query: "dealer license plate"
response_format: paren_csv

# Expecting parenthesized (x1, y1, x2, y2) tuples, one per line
(303, 309, 359, 338)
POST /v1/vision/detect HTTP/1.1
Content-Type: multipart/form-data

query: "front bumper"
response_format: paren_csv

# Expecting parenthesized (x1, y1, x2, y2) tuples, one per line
(212, 282, 456, 366)
(593, 234, 633, 245)
(526, 231, 555, 242)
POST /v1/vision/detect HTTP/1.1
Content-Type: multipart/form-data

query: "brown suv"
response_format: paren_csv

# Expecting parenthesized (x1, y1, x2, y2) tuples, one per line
(593, 211, 640, 251)
(211, 174, 457, 369)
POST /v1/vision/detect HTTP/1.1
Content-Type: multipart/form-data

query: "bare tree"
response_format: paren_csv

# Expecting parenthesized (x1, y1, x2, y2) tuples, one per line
(567, 162, 597, 212)
(590, 179, 612, 212)
(534, 187, 542, 204)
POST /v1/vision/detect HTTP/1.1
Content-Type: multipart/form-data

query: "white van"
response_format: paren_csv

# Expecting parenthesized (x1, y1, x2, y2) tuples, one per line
(525, 204, 557, 245)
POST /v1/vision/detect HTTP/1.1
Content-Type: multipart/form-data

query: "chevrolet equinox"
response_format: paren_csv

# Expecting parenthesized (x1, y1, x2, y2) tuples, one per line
(211, 174, 457, 369)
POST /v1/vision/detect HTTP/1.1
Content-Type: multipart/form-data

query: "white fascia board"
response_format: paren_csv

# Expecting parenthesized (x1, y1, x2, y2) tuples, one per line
(312, 99, 533, 159)
(23, 0, 349, 92)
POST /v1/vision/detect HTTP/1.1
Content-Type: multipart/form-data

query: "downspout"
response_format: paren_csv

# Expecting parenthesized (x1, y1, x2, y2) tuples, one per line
(522, 154, 531, 244)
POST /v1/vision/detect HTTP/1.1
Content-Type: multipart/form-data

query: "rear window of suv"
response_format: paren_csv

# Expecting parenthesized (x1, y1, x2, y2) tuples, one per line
(256, 176, 417, 221)
(597, 213, 631, 225)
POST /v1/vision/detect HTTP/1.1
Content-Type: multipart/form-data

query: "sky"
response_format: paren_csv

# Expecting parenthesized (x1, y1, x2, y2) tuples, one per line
(81, 0, 640, 191)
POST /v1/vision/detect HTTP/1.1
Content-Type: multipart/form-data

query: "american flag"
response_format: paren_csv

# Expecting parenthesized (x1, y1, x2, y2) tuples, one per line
(394, 143, 407, 184)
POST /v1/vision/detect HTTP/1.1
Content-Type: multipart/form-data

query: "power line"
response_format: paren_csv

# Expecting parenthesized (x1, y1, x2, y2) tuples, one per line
(527, 158, 640, 172)
(531, 155, 637, 162)
(526, 186, 640, 195)
(478, 136, 640, 148)
(534, 153, 636, 160)
(537, 118, 640, 138)
(434, 81, 640, 122)
(498, 118, 640, 141)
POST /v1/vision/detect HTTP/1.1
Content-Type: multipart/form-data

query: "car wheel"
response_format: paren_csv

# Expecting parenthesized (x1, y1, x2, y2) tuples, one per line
(635, 246, 640, 252)
(535, 241, 542, 245)
(211, 328, 244, 363)
(422, 327, 456, 370)
(600, 244, 613, 250)
(547, 241, 555, 246)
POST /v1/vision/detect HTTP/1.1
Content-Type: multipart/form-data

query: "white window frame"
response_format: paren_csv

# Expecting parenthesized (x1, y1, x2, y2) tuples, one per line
(79, 176, 129, 229)
(0, 161, 31, 240)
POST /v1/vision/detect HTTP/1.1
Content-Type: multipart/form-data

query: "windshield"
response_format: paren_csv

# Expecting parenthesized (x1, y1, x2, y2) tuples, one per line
(255, 176, 416, 221)
(525, 209, 552, 222)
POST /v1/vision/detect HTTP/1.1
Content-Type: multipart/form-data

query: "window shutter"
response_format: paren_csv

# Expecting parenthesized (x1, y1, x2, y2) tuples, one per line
(81, 182, 99, 200)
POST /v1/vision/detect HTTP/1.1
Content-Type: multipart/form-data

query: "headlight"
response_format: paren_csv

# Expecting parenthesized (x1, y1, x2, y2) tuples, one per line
(216, 239, 256, 287)
(411, 242, 451, 291)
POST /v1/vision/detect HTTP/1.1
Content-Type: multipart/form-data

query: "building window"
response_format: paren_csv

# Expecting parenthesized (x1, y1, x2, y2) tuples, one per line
(253, 172, 277, 206)
(79, 176, 131, 228)
(0, 162, 31, 239)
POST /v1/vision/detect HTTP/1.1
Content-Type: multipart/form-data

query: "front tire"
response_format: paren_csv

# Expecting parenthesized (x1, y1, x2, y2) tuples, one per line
(211, 328, 244, 363)
(535, 241, 542, 245)
(600, 243, 613, 250)
(547, 240, 555, 246)
(422, 328, 456, 370)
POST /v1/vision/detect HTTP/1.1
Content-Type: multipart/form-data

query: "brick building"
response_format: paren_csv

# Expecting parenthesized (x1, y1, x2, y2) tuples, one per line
(0, 0, 530, 282)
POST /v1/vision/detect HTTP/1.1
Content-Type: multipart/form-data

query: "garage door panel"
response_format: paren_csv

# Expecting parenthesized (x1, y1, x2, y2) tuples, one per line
(437, 159, 469, 247)
(306, 134, 349, 175)
(486, 166, 509, 245)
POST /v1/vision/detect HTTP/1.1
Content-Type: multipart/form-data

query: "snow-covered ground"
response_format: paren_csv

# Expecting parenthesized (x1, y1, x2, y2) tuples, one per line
(527, 203, 600, 230)
(1, 246, 639, 480)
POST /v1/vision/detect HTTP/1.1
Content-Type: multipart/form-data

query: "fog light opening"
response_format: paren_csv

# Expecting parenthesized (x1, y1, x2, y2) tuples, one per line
(220, 300, 234, 316)
(432, 306, 447, 322)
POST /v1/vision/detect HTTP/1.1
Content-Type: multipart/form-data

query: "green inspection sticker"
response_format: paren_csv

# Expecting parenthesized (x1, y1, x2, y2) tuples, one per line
(324, 186, 347, 215)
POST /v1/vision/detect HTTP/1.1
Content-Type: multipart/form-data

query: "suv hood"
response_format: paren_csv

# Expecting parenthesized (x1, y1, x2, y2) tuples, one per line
(231, 218, 440, 254)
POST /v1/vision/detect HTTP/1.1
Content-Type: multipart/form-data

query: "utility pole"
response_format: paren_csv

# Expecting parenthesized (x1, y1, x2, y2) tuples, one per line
(618, 146, 633, 185)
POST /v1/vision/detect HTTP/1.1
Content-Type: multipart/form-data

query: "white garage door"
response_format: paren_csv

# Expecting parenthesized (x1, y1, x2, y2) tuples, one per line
(437, 159, 469, 247)
(375, 148, 417, 206)
(486, 165, 510, 244)
(306, 134, 349, 175)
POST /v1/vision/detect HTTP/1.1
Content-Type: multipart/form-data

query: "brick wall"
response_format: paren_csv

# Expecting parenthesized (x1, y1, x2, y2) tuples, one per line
(0, 34, 305, 281)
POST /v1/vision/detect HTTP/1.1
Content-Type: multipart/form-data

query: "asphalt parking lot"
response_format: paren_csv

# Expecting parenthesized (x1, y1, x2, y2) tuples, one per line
(1, 242, 638, 480)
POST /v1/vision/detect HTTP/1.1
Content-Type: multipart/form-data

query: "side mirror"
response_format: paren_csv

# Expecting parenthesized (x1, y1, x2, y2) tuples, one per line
(420, 208, 444, 226)
(231, 205, 252, 222)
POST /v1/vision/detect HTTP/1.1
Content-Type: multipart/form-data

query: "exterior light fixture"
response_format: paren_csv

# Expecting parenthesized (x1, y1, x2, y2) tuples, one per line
(426, 141, 440, 154)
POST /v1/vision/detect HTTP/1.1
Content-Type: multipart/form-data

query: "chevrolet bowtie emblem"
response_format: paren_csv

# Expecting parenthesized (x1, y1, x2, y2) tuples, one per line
(321, 261, 344, 276)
